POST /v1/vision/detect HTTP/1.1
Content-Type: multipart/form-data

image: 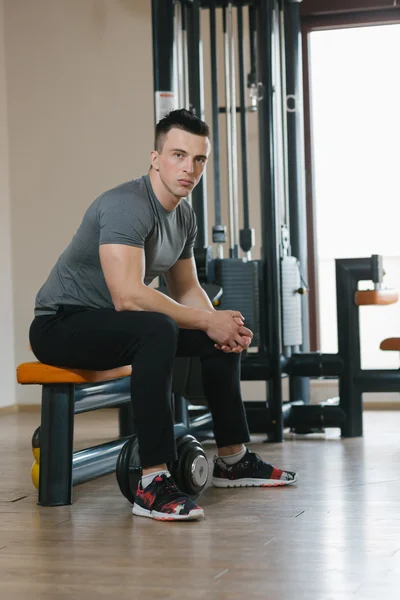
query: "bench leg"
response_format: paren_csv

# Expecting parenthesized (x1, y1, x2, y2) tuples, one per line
(38, 384, 75, 506)
(118, 402, 135, 438)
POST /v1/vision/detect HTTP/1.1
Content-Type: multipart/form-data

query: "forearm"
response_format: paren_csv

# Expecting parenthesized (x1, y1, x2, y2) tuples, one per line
(116, 284, 211, 330)
(174, 286, 216, 312)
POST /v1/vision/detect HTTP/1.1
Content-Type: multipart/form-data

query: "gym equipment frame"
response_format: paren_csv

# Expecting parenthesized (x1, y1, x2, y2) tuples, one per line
(151, 0, 400, 441)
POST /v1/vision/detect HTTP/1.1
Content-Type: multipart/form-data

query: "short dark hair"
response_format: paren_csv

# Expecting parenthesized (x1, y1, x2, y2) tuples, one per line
(155, 108, 210, 152)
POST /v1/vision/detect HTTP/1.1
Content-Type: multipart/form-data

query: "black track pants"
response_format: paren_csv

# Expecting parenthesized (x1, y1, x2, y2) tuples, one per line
(30, 307, 251, 467)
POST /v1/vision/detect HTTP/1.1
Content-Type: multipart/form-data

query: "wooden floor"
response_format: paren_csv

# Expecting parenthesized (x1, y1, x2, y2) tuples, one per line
(1, 409, 400, 600)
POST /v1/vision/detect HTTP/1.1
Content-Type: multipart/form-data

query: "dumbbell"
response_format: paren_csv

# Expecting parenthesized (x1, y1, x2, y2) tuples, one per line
(116, 433, 208, 503)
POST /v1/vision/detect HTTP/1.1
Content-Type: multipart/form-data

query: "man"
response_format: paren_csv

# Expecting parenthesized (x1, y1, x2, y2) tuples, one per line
(29, 109, 297, 522)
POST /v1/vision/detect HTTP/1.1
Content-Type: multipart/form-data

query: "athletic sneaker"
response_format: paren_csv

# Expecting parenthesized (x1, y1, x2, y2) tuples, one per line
(132, 473, 204, 521)
(212, 449, 298, 488)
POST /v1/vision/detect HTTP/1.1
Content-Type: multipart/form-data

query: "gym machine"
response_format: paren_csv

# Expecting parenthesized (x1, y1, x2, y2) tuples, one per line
(27, 376, 210, 505)
(150, 0, 400, 443)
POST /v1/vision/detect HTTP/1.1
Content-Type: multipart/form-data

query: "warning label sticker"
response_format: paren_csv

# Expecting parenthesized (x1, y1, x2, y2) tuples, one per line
(155, 91, 178, 122)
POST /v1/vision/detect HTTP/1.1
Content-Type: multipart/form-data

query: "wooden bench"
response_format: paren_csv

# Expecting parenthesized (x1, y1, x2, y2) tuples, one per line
(355, 289, 400, 364)
(17, 361, 133, 506)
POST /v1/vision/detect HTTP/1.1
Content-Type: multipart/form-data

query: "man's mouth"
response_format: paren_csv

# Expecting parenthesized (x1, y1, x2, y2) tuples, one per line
(178, 179, 193, 186)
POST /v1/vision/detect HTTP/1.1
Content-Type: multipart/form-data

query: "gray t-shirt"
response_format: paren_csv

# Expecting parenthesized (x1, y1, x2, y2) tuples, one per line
(34, 174, 197, 315)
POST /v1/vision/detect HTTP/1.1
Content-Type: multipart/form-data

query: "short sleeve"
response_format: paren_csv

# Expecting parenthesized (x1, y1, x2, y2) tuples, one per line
(98, 194, 154, 248)
(178, 207, 197, 259)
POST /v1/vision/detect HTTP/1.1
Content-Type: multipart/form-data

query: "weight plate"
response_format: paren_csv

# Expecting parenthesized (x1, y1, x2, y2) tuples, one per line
(172, 435, 208, 499)
(182, 446, 208, 496)
(190, 454, 208, 488)
(116, 436, 141, 504)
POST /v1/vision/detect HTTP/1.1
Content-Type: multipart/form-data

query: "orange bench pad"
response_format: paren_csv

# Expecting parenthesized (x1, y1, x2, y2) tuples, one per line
(355, 289, 399, 306)
(17, 361, 131, 385)
(380, 338, 400, 352)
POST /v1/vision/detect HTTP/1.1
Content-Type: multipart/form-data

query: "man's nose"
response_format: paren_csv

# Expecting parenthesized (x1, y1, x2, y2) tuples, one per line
(183, 157, 194, 173)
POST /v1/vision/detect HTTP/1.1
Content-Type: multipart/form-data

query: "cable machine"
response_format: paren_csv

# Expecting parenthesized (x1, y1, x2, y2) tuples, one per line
(150, 0, 400, 442)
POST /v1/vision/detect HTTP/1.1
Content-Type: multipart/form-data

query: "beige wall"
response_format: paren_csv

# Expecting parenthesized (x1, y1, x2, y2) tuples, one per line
(2, 1, 391, 410)
(0, 0, 330, 408)
(0, 0, 16, 408)
(4, 0, 153, 404)
(3, 0, 266, 406)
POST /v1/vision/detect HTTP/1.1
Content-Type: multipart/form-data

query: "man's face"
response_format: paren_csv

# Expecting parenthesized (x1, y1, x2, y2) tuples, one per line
(151, 128, 211, 198)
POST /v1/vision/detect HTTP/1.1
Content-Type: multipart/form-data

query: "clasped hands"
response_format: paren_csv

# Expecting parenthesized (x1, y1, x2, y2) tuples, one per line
(205, 310, 253, 354)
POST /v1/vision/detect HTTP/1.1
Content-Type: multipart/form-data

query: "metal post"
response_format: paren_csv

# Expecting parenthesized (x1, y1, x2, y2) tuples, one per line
(118, 402, 136, 438)
(256, 0, 284, 442)
(237, 5, 253, 259)
(151, 0, 175, 122)
(38, 384, 75, 506)
(284, 0, 311, 405)
(248, 3, 257, 107)
(209, 0, 224, 258)
(74, 377, 131, 414)
(228, 3, 240, 258)
(335, 258, 372, 437)
(237, 6, 249, 225)
(185, 0, 208, 248)
(72, 438, 129, 486)
(173, 394, 190, 427)
(181, 7, 190, 110)
(223, 5, 236, 258)
(175, 1, 185, 108)
(355, 370, 400, 393)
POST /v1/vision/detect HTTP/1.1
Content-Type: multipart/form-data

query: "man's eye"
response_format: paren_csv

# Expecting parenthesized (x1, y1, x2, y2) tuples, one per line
(175, 153, 183, 158)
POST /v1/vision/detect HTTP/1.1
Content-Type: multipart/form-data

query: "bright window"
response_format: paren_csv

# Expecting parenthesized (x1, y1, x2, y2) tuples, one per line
(310, 25, 400, 368)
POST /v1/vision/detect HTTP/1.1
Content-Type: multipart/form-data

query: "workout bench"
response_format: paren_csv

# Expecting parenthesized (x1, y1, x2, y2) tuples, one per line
(17, 361, 134, 507)
(17, 356, 213, 507)
(380, 338, 400, 353)
(380, 338, 400, 363)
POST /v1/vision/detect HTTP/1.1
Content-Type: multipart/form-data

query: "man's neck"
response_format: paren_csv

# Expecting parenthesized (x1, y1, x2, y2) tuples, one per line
(148, 169, 182, 212)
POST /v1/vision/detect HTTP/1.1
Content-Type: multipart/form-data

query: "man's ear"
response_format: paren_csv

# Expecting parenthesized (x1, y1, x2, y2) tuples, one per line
(150, 150, 159, 171)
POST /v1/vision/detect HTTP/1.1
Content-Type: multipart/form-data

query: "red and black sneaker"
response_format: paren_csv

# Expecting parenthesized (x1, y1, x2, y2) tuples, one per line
(132, 474, 204, 521)
(212, 449, 298, 488)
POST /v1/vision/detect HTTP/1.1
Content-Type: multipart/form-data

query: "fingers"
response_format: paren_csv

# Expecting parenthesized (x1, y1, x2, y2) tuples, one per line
(234, 335, 249, 350)
(214, 330, 253, 353)
(214, 344, 239, 353)
(233, 318, 253, 338)
(239, 326, 253, 338)
(229, 311, 244, 321)
(236, 337, 252, 351)
(214, 343, 236, 353)
(214, 338, 251, 353)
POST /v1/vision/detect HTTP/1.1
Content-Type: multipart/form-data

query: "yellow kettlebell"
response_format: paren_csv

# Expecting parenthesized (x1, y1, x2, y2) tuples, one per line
(31, 460, 39, 489)
(31, 426, 41, 490)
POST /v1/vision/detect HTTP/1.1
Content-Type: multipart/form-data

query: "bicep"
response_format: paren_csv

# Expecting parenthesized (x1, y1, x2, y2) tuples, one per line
(99, 244, 145, 309)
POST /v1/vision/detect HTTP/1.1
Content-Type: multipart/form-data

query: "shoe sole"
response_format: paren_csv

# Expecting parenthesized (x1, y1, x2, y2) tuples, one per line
(212, 474, 298, 488)
(132, 503, 204, 521)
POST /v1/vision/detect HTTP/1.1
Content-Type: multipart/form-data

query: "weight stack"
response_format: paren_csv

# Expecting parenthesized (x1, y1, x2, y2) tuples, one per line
(214, 259, 260, 346)
(281, 256, 302, 348)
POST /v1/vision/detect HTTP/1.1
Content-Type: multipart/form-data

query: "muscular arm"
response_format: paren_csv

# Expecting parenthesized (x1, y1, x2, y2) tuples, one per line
(99, 244, 210, 329)
(165, 257, 253, 353)
(163, 257, 215, 311)
(99, 244, 252, 350)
